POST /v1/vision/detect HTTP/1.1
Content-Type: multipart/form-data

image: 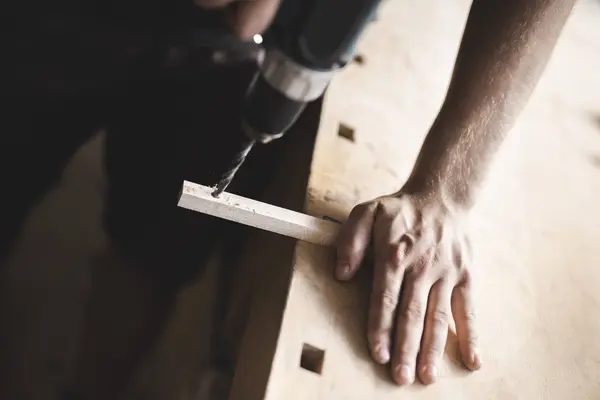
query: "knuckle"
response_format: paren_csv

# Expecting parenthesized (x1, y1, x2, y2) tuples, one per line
(351, 203, 366, 217)
(388, 243, 407, 265)
(461, 326, 479, 350)
(452, 244, 472, 273)
(376, 198, 400, 219)
(467, 332, 479, 347)
(431, 308, 451, 325)
(355, 201, 377, 215)
(464, 310, 477, 325)
(402, 301, 425, 322)
(378, 289, 399, 310)
(408, 255, 432, 277)
(433, 223, 444, 245)
(461, 268, 475, 285)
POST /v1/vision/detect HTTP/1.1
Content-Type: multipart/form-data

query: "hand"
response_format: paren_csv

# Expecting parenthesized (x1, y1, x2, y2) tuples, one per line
(336, 187, 481, 385)
(195, 0, 280, 41)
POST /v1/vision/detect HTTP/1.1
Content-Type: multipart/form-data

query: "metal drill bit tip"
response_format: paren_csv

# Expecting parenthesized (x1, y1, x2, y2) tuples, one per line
(211, 138, 256, 198)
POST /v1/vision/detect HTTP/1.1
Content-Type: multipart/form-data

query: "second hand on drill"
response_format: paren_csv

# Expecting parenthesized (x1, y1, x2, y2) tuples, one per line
(211, 137, 256, 198)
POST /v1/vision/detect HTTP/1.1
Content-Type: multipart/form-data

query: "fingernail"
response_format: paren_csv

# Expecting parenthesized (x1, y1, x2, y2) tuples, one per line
(420, 364, 438, 384)
(336, 263, 351, 280)
(395, 365, 413, 385)
(470, 351, 482, 370)
(374, 345, 390, 364)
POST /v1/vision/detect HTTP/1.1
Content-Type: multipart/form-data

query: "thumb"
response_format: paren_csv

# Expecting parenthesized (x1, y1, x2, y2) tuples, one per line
(336, 202, 378, 281)
(227, 0, 281, 41)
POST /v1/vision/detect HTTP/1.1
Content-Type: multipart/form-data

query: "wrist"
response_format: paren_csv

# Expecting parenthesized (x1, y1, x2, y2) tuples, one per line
(401, 167, 476, 211)
(402, 126, 482, 209)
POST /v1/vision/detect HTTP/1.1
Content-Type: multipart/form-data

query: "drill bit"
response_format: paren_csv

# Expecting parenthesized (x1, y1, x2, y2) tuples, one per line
(211, 136, 256, 198)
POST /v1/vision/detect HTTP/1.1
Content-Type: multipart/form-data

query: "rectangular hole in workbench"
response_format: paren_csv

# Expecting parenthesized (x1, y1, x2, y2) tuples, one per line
(338, 123, 356, 142)
(300, 343, 325, 375)
(353, 54, 365, 65)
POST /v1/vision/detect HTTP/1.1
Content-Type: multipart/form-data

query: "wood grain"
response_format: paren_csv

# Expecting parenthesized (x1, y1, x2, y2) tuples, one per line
(230, 1, 600, 399)
(178, 181, 340, 247)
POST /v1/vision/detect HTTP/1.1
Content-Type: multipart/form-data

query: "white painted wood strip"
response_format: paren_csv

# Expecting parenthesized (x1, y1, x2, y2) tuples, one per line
(178, 181, 340, 247)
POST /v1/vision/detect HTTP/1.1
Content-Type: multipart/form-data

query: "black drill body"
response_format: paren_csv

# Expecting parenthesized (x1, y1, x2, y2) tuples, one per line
(212, 0, 382, 196)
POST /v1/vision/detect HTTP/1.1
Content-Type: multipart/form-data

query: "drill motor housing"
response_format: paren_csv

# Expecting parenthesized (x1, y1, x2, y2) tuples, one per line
(241, 0, 382, 142)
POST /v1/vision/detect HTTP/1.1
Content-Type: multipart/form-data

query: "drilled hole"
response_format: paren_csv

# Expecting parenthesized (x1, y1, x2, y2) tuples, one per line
(338, 123, 356, 142)
(300, 343, 325, 375)
(353, 54, 366, 65)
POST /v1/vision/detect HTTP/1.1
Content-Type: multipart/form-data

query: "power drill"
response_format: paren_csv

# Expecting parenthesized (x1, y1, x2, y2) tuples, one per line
(211, 0, 382, 197)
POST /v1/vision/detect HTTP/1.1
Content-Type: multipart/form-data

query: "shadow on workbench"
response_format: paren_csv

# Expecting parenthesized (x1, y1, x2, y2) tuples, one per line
(0, 133, 220, 399)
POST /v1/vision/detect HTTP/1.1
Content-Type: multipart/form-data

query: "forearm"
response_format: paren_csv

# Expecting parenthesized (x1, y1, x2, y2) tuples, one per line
(407, 0, 575, 206)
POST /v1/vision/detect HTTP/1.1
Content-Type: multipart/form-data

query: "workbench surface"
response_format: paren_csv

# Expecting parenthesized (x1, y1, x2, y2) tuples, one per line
(229, 1, 600, 399)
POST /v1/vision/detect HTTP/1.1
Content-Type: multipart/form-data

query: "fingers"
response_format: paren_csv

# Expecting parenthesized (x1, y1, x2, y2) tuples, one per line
(451, 276, 481, 371)
(336, 202, 378, 281)
(391, 258, 431, 386)
(367, 240, 408, 364)
(227, 0, 281, 40)
(418, 279, 453, 384)
(337, 194, 479, 386)
(367, 205, 409, 364)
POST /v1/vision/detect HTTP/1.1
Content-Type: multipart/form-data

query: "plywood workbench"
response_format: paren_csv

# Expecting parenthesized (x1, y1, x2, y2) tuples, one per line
(219, 1, 600, 399)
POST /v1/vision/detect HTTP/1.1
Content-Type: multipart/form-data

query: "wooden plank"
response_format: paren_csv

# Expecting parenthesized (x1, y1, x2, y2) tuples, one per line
(178, 181, 340, 247)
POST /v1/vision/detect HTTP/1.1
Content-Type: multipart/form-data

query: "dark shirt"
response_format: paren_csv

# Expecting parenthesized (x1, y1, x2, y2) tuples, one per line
(8, 0, 224, 95)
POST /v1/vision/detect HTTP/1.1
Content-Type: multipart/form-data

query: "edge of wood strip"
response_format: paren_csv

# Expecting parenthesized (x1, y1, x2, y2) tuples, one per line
(177, 180, 340, 247)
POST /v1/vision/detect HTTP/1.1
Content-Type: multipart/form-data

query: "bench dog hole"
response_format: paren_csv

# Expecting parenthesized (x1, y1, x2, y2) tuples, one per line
(300, 343, 325, 375)
(338, 123, 356, 142)
(353, 54, 366, 65)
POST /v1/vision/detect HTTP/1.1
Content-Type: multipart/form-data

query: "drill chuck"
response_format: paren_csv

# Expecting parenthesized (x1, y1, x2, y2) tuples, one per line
(241, 74, 304, 142)
(241, 49, 334, 142)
